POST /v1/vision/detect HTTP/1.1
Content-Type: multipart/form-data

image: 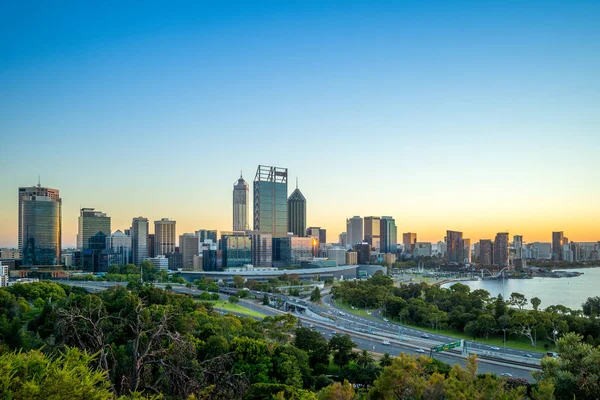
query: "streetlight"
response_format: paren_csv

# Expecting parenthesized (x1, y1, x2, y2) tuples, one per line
(502, 328, 508, 353)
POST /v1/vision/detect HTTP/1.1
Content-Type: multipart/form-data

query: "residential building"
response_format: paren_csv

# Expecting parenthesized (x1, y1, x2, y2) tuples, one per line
(563, 244, 574, 262)
(0, 249, 20, 259)
(364, 217, 381, 249)
(380, 216, 397, 253)
(413, 242, 432, 258)
(154, 218, 176, 256)
(461, 238, 472, 263)
(513, 235, 524, 260)
(131, 217, 149, 266)
(531, 242, 552, 259)
(552, 231, 565, 261)
(20, 188, 62, 266)
(494, 233, 510, 267)
(287, 182, 306, 237)
(446, 230, 463, 263)
(436, 241, 447, 258)
(0, 263, 7, 287)
(346, 216, 363, 247)
(403, 232, 417, 253)
(479, 240, 494, 266)
(253, 165, 288, 238)
(233, 173, 250, 231)
(179, 233, 199, 269)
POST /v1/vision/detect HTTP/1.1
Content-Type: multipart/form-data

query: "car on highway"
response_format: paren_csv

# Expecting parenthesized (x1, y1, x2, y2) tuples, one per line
(381, 340, 391, 345)
(500, 373, 513, 377)
(383, 318, 389, 322)
(522, 353, 532, 358)
(416, 348, 425, 353)
(421, 333, 430, 339)
(490, 346, 500, 351)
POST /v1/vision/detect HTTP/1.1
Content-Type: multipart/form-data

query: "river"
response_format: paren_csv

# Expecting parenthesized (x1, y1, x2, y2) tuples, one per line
(441, 267, 600, 311)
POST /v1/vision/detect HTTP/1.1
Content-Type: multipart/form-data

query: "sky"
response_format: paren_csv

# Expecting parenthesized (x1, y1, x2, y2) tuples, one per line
(1, 0, 599, 247)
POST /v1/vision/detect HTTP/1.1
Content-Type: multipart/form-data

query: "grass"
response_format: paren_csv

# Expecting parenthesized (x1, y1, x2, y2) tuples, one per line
(333, 299, 551, 353)
(199, 300, 267, 318)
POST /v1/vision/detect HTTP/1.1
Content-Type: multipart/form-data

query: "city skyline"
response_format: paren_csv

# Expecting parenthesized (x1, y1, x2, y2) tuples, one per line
(1, 2, 599, 246)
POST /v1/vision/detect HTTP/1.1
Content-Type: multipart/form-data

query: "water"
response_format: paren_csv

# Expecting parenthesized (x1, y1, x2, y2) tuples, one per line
(441, 267, 600, 311)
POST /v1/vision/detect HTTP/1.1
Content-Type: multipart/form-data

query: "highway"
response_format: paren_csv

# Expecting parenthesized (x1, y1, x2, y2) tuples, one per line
(55, 280, 538, 381)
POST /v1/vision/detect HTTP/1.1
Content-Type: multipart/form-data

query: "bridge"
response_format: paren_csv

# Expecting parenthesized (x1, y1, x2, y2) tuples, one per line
(480, 267, 510, 279)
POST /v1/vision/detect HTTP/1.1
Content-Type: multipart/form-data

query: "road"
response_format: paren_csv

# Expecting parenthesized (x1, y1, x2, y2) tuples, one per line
(56, 280, 537, 381)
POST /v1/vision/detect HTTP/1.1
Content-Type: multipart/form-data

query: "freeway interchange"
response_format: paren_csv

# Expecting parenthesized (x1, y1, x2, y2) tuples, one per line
(56, 280, 540, 381)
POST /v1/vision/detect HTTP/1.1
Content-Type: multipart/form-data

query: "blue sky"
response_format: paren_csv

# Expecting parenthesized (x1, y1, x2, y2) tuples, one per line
(1, 0, 599, 246)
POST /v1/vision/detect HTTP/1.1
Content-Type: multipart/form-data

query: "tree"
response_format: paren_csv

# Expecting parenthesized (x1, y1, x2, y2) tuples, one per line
(355, 349, 375, 368)
(329, 334, 355, 368)
(262, 293, 270, 305)
(582, 296, 600, 317)
(232, 275, 245, 289)
(294, 327, 330, 372)
(230, 337, 273, 384)
(510, 311, 537, 347)
(509, 292, 527, 310)
(476, 314, 496, 339)
(494, 294, 507, 317)
(229, 295, 240, 304)
(0, 347, 114, 400)
(531, 297, 542, 311)
(310, 287, 321, 303)
(317, 380, 356, 400)
(379, 353, 393, 367)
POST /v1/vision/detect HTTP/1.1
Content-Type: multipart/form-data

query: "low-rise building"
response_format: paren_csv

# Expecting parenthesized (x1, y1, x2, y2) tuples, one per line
(145, 255, 169, 272)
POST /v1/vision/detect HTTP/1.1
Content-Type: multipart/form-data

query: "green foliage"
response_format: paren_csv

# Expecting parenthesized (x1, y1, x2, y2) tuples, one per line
(310, 287, 321, 303)
(328, 334, 355, 368)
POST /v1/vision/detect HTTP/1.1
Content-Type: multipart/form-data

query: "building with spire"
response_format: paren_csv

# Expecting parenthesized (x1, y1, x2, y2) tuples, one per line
(233, 172, 249, 231)
(287, 178, 306, 236)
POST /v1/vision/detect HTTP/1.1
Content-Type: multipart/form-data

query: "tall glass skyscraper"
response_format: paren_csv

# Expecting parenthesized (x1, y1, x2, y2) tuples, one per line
(20, 189, 62, 266)
(287, 180, 306, 237)
(233, 173, 249, 231)
(380, 216, 397, 253)
(18, 184, 60, 257)
(131, 217, 149, 266)
(77, 208, 111, 250)
(253, 165, 288, 238)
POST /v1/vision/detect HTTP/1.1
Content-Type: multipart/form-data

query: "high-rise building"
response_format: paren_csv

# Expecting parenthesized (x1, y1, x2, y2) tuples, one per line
(147, 234, 155, 258)
(339, 232, 347, 247)
(346, 216, 363, 247)
(413, 242, 432, 258)
(364, 217, 381, 249)
(552, 231, 564, 261)
(18, 184, 60, 256)
(195, 229, 217, 244)
(107, 230, 132, 266)
(436, 241, 447, 258)
(402, 232, 417, 253)
(77, 208, 111, 250)
(461, 238, 472, 263)
(154, 218, 176, 256)
(479, 239, 494, 266)
(179, 233, 199, 269)
(131, 217, 149, 266)
(306, 227, 326, 245)
(513, 235, 524, 260)
(221, 231, 251, 268)
(354, 242, 371, 264)
(287, 182, 307, 237)
(494, 233, 510, 267)
(253, 165, 288, 238)
(233, 173, 250, 231)
(250, 231, 272, 267)
(380, 216, 397, 253)
(446, 230, 463, 263)
(20, 188, 62, 266)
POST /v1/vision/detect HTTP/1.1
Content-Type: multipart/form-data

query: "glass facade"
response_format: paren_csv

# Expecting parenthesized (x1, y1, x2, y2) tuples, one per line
(21, 196, 61, 266)
(253, 165, 288, 238)
(222, 234, 252, 268)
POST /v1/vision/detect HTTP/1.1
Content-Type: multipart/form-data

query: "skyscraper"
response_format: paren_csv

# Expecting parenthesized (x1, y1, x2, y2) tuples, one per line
(403, 232, 417, 253)
(18, 183, 60, 257)
(552, 231, 564, 261)
(479, 239, 494, 266)
(287, 181, 306, 236)
(20, 186, 62, 266)
(131, 217, 149, 266)
(446, 230, 463, 263)
(494, 232, 510, 267)
(107, 230, 132, 266)
(380, 216, 397, 253)
(346, 216, 363, 247)
(233, 173, 249, 231)
(364, 217, 381, 249)
(306, 227, 326, 245)
(250, 231, 273, 267)
(253, 165, 288, 238)
(339, 232, 347, 247)
(77, 208, 111, 250)
(154, 218, 176, 256)
(179, 233, 199, 269)
(461, 238, 472, 263)
(513, 235, 524, 259)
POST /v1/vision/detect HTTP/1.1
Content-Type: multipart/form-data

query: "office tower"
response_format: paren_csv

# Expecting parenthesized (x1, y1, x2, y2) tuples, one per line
(273, 236, 315, 267)
(339, 232, 347, 247)
(18, 183, 60, 256)
(479, 239, 494, 266)
(414, 242, 432, 258)
(354, 242, 371, 264)
(402, 232, 417, 253)
(287, 182, 307, 236)
(346, 216, 363, 247)
(154, 218, 176, 256)
(461, 238, 472, 263)
(446, 230, 463, 263)
(131, 217, 149, 266)
(147, 234, 155, 258)
(179, 233, 199, 269)
(364, 217, 381, 249)
(77, 208, 111, 250)
(233, 173, 250, 231)
(494, 233, 510, 266)
(513, 235, 524, 259)
(250, 231, 272, 267)
(327, 248, 347, 266)
(107, 230, 132, 266)
(253, 165, 288, 238)
(306, 227, 326, 245)
(20, 188, 62, 266)
(346, 251, 358, 265)
(196, 229, 217, 243)
(552, 231, 564, 261)
(221, 232, 252, 268)
(380, 216, 398, 253)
